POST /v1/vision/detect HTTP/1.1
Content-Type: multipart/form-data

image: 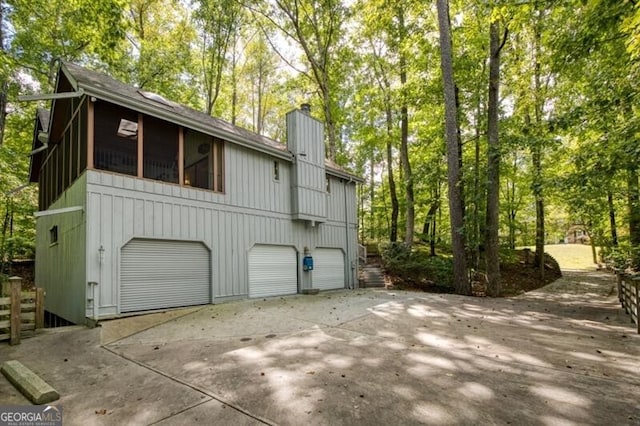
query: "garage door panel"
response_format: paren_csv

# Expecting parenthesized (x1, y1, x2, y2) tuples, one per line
(121, 239, 210, 313)
(249, 245, 297, 298)
(313, 248, 345, 290)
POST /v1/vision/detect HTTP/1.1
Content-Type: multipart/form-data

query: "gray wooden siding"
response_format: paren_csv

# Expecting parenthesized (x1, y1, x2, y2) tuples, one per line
(85, 143, 358, 318)
(287, 110, 327, 221)
(35, 174, 87, 324)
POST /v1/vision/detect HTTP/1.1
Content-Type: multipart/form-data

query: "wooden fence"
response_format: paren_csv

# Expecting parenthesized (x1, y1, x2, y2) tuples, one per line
(616, 272, 640, 334)
(0, 276, 45, 345)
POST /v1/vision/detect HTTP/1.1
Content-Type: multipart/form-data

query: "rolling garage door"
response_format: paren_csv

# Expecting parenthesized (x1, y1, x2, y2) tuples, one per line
(313, 248, 345, 290)
(121, 239, 210, 313)
(248, 245, 297, 298)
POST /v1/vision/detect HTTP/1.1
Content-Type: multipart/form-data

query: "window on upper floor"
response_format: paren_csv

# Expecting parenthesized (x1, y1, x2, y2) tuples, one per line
(273, 161, 280, 181)
(49, 225, 58, 245)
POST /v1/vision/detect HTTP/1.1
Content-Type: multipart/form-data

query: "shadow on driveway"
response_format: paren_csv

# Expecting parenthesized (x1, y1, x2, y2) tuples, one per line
(2, 269, 639, 425)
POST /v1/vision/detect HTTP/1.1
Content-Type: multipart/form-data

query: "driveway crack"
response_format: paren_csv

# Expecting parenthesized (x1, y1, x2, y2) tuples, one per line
(102, 345, 277, 425)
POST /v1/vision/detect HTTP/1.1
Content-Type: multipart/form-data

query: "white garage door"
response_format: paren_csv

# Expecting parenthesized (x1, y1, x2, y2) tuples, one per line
(121, 239, 210, 313)
(249, 245, 297, 298)
(313, 248, 345, 290)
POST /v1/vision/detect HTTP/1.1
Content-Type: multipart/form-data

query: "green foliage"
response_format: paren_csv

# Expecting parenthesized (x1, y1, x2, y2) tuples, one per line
(7, 0, 129, 86)
(623, 2, 640, 59)
(193, 0, 243, 114)
(380, 242, 454, 290)
(123, 0, 201, 108)
(0, 0, 638, 283)
(0, 109, 37, 264)
(600, 243, 640, 271)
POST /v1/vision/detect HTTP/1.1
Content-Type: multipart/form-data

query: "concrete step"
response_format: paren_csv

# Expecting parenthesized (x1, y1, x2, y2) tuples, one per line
(361, 266, 386, 288)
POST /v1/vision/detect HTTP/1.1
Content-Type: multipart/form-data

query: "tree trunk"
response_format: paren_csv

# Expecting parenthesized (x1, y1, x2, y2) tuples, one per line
(628, 167, 640, 246)
(532, 8, 545, 281)
(432, 171, 442, 256)
(485, 20, 502, 297)
(398, 7, 414, 247)
(322, 85, 338, 161)
(386, 107, 399, 243)
(437, 0, 470, 295)
(231, 44, 238, 126)
(508, 208, 516, 249)
(472, 87, 483, 269)
(508, 159, 517, 249)
(0, 201, 9, 275)
(369, 154, 375, 240)
(608, 190, 618, 246)
(0, 80, 6, 145)
(430, 215, 437, 256)
(533, 146, 545, 280)
(0, 4, 8, 145)
(422, 200, 439, 245)
(455, 85, 465, 217)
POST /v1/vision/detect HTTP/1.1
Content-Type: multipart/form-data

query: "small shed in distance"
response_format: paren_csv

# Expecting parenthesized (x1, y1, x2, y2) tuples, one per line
(565, 224, 590, 245)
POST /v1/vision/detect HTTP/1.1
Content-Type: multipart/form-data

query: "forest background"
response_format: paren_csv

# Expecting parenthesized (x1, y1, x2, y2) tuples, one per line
(0, 0, 639, 295)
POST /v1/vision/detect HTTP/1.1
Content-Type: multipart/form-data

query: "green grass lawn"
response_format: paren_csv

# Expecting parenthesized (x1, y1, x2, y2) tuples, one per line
(543, 244, 598, 271)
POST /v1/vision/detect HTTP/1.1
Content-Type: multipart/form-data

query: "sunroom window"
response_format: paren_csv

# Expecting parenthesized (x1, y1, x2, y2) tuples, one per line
(91, 101, 223, 191)
(143, 115, 179, 184)
(93, 102, 138, 176)
(184, 130, 224, 192)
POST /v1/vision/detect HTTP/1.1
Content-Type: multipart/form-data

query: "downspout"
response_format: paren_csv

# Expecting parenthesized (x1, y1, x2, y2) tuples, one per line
(92, 245, 105, 321)
(344, 177, 354, 289)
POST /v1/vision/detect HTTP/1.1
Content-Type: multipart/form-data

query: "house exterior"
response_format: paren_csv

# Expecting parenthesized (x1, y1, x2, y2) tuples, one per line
(565, 224, 590, 245)
(28, 62, 361, 325)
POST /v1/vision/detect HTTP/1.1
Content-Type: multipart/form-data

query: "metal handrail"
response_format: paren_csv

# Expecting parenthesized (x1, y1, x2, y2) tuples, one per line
(358, 244, 367, 264)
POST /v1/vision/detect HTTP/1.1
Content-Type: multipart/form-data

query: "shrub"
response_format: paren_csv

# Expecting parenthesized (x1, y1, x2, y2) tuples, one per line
(600, 243, 640, 271)
(380, 242, 453, 290)
(379, 242, 411, 263)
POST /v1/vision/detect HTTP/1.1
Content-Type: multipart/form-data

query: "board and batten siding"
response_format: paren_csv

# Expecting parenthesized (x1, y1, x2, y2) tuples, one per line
(84, 143, 358, 319)
(35, 173, 87, 325)
(287, 109, 327, 222)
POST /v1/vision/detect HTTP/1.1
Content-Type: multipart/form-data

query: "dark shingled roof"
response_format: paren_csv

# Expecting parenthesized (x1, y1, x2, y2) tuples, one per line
(50, 62, 360, 181)
(63, 62, 289, 154)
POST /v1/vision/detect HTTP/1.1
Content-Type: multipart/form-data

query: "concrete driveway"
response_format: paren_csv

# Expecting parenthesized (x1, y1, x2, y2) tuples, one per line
(1, 270, 639, 425)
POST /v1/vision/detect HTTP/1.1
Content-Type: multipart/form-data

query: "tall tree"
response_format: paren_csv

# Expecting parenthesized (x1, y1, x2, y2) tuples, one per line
(437, 0, 470, 295)
(396, 4, 414, 246)
(358, 0, 401, 243)
(6, 0, 128, 86)
(194, 0, 243, 115)
(532, 37, 546, 280)
(0, 2, 8, 145)
(243, 35, 280, 134)
(551, 0, 637, 256)
(253, 0, 347, 161)
(485, 13, 506, 297)
(126, 0, 200, 106)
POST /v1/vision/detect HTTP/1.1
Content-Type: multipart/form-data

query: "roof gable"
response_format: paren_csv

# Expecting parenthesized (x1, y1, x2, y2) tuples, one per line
(61, 62, 291, 160)
(33, 62, 360, 182)
(28, 108, 50, 183)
